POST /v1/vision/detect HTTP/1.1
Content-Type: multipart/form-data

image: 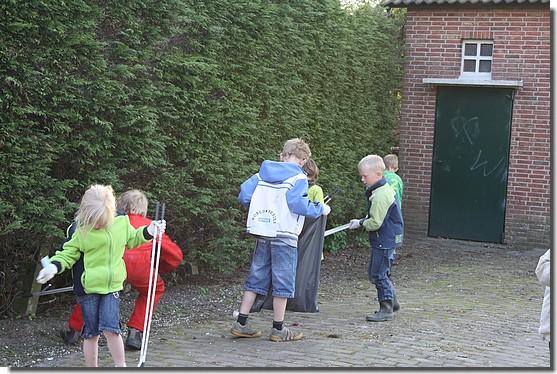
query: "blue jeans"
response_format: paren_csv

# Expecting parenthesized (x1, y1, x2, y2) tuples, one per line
(368, 247, 395, 302)
(245, 239, 297, 298)
(77, 292, 122, 339)
(390, 248, 398, 264)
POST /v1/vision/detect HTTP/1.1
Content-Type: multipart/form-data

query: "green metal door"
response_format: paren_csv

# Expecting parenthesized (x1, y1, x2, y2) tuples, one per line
(429, 86, 513, 243)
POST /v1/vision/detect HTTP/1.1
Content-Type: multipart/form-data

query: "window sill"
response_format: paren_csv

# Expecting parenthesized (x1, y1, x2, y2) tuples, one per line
(422, 78, 523, 88)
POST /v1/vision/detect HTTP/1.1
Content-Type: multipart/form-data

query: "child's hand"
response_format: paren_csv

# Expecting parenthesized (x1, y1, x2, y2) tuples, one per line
(36, 264, 57, 284)
(147, 219, 166, 236)
(321, 204, 331, 216)
(348, 219, 362, 229)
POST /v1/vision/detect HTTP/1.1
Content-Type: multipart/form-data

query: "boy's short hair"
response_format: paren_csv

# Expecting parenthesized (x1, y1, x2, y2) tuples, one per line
(384, 154, 399, 170)
(281, 138, 311, 161)
(76, 184, 116, 230)
(302, 158, 319, 182)
(358, 155, 385, 174)
(117, 189, 149, 217)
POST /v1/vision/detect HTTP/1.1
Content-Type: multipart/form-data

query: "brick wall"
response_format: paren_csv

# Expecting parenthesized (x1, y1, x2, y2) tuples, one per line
(399, 5, 550, 248)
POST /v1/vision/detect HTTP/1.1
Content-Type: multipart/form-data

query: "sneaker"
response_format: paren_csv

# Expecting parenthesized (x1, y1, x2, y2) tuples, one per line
(60, 328, 81, 345)
(125, 327, 143, 350)
(230, 321, 262, 338)
(269, 327, 303, 342)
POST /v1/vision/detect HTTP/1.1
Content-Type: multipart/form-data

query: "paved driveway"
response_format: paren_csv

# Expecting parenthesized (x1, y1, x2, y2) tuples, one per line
(36, 238, 551, 368)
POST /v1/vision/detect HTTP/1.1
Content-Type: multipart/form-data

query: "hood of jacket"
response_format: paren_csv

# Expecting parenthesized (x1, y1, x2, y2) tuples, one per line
(258, 160, 304, 183)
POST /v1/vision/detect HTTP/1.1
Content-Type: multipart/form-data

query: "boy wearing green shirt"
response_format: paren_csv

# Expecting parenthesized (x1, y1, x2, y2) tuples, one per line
(383, 154, 403, 210)
(303, 158, 324, 204)
(383, 154, 404, 266)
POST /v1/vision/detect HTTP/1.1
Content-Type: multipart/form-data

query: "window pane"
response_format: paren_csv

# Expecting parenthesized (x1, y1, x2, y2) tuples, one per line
(480, 43, 493, 57)
(479, 60, 492, 72)
(463, 59, 476, 72)
(464, 43, 477, 56)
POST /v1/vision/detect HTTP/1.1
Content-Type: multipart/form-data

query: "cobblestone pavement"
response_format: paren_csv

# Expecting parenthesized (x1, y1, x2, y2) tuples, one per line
(35, 238, 551, 368)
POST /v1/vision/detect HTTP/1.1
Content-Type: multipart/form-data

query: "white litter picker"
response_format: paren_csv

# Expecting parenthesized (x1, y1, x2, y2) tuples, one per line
(324, 223, 351, 237)
(138, 202, 165, 367)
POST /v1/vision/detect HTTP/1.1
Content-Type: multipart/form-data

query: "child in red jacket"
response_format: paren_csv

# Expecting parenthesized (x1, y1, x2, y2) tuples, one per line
(60, 189, 183, 350)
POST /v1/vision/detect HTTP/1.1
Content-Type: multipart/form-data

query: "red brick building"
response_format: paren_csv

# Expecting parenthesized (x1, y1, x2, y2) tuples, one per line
(383, 0, 550, 248)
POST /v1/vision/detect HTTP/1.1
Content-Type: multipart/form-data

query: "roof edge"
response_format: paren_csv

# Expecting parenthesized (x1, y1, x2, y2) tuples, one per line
(382, 0, 549, 7)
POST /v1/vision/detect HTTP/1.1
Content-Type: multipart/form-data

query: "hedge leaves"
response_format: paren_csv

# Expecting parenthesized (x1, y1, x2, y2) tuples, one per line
(0, 0, 403, 316)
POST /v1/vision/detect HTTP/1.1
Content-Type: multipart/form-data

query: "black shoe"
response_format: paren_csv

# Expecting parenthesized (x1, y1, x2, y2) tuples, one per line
(366, 300, 394, 322)
(60, 328, 81, 345)
(125, 327, 143, 350)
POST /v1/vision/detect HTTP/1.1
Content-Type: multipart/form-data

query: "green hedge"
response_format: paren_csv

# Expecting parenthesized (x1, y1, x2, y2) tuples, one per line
(0, 0, 403, 316)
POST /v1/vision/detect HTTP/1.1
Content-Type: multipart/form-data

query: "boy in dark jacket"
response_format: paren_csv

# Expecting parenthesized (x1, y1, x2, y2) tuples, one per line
(348, 155, 404, 322)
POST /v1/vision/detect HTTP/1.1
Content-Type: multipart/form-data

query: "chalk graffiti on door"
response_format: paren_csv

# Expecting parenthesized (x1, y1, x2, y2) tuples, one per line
(469, 149, 505, 177)
(450, 110, 479, 146)
(449, 109, 507, 179)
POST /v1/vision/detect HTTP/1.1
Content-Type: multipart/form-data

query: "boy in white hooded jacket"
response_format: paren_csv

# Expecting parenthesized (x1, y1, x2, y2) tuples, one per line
(230, 138, 330, 342)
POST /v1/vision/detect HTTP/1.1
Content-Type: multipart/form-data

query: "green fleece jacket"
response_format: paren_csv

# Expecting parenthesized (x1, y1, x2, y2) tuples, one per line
(383, 170, 404, 210)
(51, 215, 150, 294)
(308, 184, 324, 204)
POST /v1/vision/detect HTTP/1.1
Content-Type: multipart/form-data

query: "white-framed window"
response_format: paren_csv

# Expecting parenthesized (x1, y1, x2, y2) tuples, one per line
(460, 40, 493, 80)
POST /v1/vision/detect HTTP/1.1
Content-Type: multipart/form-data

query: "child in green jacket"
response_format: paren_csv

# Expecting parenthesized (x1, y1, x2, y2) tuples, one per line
(37, 184, 165, 367)
(303, 158, 326, 261)
(303, 158, 325, 204)
(383, 154, 404, 265)
(383, 154, 403, 210)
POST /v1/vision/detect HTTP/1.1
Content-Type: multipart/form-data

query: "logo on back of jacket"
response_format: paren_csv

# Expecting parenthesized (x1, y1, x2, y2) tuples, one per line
(251, 209, 278, 225)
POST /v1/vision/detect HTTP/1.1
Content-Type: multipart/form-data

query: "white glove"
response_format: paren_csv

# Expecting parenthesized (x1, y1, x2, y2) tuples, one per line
(348, 219, 362, 230)
(36, 263, 58, 284)
(147, 219, 166, 237)
(321, 204, 331, 216)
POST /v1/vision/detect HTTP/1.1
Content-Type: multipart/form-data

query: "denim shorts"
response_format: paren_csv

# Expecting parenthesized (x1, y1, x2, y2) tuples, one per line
(245, 239, 297, 298)
(77, 292, 122, 339)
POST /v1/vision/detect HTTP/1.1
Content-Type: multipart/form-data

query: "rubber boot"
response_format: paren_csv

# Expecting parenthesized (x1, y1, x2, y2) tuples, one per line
(392, 291, 400, 312)
(366, 300, 394, 322)
(125, 327, 143, 350)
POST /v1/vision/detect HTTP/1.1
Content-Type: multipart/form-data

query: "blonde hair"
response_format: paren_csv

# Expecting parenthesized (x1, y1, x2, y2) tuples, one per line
(117, 189, 148, 217)
(75, 184, 116, 230)
(384, 154, 399, 170)
(280, 138, 311, 161)
(302, 158, 319, 183)
(358, 155, 385, 175)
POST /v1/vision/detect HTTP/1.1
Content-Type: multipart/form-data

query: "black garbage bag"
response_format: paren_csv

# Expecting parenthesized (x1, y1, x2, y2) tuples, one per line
(250, 215, 327, 313)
